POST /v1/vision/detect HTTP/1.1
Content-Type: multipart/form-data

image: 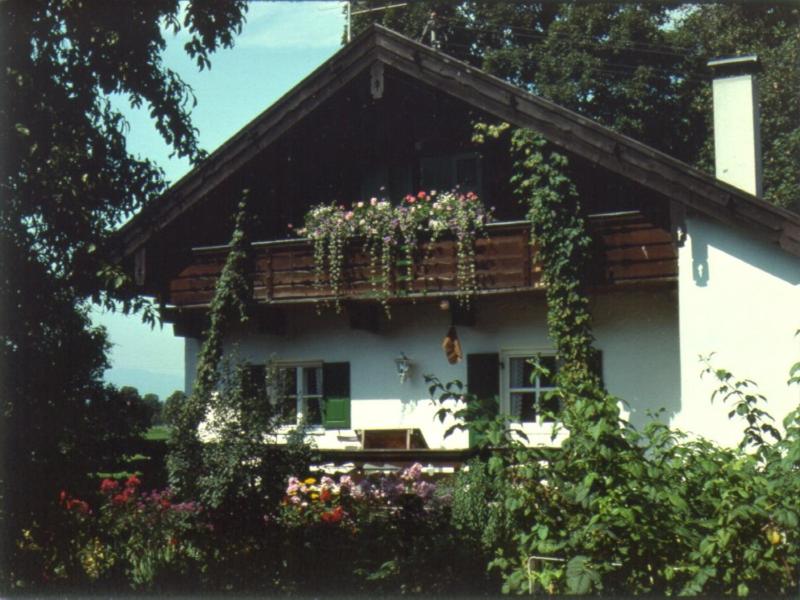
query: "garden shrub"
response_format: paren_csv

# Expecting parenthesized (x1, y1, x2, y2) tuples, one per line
(16, 475, 209, 592)
(275, 465, 497, 595)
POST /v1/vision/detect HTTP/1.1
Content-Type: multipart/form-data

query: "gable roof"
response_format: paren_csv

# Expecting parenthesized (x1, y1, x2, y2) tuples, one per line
(117, 24, 800, 259)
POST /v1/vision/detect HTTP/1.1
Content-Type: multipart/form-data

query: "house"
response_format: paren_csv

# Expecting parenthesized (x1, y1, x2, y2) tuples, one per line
(118, 26, 800, 459)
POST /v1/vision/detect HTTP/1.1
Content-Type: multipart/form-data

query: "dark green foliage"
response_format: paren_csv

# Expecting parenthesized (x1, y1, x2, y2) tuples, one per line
(163, 390, 187, 427)
(1, 0, 248, 587)
(142, 393, 163, 426)
(353, 2, 800, 211)
(166, 196, 312, 578)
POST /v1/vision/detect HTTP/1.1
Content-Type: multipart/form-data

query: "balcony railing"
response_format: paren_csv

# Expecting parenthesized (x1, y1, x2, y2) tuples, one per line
(167, 212, 676, 307)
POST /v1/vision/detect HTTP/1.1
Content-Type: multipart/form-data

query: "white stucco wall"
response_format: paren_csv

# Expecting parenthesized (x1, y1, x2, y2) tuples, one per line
(184, 289, 680, 449)
(676, 215, 800, 446)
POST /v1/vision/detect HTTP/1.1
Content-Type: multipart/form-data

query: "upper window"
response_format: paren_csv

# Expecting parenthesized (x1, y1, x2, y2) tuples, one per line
(502, 352, 561, 424)
(420, 152, 482, 195)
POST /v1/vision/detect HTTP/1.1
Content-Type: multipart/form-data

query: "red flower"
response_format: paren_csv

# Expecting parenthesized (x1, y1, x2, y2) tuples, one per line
(321, 506, 344, 524)
(59, 490, 68, 505)
(320, 488, 331, 503)
(125, 474, 141, 488)
(65, 498, 90, 514)
(112, 488, 133, 505)
(100, 478, 118, 493)
(159, 498, 171, 509)
(417, 191, 426, 200)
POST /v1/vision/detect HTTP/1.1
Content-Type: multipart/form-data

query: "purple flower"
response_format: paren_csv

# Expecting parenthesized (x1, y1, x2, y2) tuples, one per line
(413, 480, 436, 499)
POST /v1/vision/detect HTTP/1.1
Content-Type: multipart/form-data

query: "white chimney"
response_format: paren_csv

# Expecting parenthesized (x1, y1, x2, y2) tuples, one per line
(708, 55, 763, 197)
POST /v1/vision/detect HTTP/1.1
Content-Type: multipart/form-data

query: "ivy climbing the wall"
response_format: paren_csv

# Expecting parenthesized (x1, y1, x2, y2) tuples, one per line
(167, 195, 254, 497)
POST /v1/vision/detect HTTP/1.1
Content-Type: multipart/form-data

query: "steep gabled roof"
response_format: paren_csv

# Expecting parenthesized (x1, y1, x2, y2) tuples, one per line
(117, 24, 800, 259)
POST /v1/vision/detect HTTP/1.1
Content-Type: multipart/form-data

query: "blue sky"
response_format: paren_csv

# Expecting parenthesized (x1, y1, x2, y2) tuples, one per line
(95, 2, 346, 399)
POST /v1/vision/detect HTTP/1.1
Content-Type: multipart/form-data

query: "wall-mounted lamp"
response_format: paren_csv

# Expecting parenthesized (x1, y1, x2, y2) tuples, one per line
(395, 352, 412, 384)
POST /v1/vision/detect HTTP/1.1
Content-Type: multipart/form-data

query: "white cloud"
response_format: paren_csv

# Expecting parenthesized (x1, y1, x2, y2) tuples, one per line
(236, 2, 346, 50)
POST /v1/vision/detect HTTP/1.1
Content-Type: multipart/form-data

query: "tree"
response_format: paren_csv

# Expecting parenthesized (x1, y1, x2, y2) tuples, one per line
(142, 393, 163, 426)
(352, 2, 799, 210)
(1, 0, 248, 585)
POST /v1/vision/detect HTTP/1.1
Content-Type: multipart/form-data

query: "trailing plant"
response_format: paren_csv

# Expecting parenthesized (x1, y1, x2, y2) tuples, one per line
(298, 190, 491, 316)
(168, 194, 254, 497)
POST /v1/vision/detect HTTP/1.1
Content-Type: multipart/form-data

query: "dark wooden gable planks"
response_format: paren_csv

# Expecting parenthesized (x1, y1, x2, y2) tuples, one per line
(372, 32, 797, 249)
(117, 24, 800, 263)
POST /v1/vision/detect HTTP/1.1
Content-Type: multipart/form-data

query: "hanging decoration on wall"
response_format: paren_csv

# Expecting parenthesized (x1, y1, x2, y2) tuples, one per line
(441, 326, 463, 365)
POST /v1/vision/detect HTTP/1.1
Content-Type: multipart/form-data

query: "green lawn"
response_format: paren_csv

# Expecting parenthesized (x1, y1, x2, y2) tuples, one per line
(144, 424, 171, 441)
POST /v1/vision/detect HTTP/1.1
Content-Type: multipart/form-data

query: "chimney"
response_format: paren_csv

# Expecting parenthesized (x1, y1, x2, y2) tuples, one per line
(708, 55, 763, 197)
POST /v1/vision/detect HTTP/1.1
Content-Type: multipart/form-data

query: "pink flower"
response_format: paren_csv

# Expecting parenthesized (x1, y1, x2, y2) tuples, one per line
(286, 476, 301, 496)
(401, 462, 423, 481)
(339, 475, 354, 489)
(413, 480, 435, 499)
(370, 197, 378, 206)
(344, 211, 354, 221)
(417, 191, 426, 199)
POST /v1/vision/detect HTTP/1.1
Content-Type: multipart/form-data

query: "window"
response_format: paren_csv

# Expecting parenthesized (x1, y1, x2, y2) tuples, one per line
(243, 361, 351, 430)
(273, 363, 324, 426)
(420, 152, 482, 194)
(502, 352, 560, 424)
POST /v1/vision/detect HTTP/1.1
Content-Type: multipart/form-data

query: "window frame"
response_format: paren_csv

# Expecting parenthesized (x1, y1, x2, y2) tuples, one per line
(271, 360, 324, 428)
(499, 348, 559, 426)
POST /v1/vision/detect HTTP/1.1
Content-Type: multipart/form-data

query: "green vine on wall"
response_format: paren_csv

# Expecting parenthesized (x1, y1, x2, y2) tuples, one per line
(167, 194, 254, 496)
(508, 128, 617, 427)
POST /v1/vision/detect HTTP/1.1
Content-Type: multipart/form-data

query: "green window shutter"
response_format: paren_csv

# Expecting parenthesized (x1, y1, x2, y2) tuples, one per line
(322, 362, 350, 430)
(466, 353, 500, 448)
(591, 350, 604, 386)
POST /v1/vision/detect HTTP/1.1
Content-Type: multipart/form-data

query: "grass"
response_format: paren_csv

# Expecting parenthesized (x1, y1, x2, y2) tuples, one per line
(144, 424, 171, 441)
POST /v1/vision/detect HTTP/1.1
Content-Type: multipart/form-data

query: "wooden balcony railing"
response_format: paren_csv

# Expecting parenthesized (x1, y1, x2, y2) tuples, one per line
(168, 212, 676, 307)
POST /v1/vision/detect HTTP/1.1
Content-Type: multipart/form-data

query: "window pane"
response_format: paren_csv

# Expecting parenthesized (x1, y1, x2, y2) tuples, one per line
(280, 367, 298, 397)
(304, 367, 322, 396)
(305, 397, 323, 425)
(538, 392, 561, 423)
(511, 392, 536, 423)
(510, 357, 535, 388)
(455, 156, 479, 190)
(242, 365, 266, 399)
(279, 396, 297, 424)
(538, 356, 558, 388)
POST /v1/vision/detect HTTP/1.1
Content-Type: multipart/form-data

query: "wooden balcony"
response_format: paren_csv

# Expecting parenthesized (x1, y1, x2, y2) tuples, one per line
(167, 212, 677, 308)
